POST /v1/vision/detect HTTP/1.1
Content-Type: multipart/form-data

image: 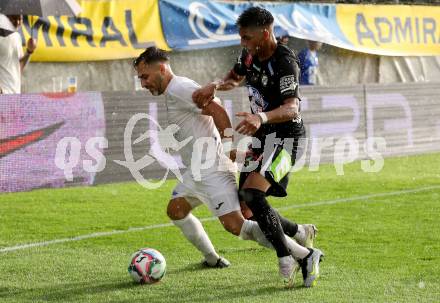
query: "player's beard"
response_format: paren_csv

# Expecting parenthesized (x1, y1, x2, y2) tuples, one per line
(146, 85, 159, 96)
(150, 74, 164, 96)
(156, 74, 165, 95)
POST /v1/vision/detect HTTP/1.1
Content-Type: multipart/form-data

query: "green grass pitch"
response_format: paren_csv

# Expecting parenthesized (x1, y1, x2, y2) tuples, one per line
(1, 153, 439, 302)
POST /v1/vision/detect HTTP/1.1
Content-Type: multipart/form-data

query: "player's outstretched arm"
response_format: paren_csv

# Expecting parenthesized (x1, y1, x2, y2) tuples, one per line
(201, 99, 233, 141)
(216, 69, 245, 91)
(192, 70, 244, 109)
(235, 98, 300, 136)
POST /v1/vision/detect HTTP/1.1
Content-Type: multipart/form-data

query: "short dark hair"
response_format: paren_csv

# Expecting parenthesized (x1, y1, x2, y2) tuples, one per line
(133, 46, 169, 67)
(236, 7, 274, 28)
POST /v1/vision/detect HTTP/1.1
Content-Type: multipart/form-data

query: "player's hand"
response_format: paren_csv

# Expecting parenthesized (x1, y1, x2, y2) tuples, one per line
(192, 83, 216, 109)
(235, 112, 261, 136)
(26, 38, 37, 53)
(219, 79, 238, 90)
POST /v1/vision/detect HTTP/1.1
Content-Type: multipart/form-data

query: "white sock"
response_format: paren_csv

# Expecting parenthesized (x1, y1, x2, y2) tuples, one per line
(173, 213, 219, 265)
(239, 219, 273, 248)
(284, 236, 310, 259)
(240, 219, 310, 259)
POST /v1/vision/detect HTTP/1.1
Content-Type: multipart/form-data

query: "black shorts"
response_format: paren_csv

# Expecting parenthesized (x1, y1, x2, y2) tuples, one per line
(238, 121, 306, 197)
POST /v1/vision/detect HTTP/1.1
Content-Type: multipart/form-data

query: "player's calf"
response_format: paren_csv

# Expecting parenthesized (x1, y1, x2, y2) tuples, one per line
(218, 211, 246, 236)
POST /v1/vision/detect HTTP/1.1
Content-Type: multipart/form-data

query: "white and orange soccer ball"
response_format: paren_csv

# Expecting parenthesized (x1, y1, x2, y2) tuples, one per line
(128, 248, 166, 284)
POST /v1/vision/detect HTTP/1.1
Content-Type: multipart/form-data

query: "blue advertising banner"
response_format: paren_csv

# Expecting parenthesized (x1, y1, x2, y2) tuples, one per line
(159, 0, 349, 51)
(159, 0, 440, 56)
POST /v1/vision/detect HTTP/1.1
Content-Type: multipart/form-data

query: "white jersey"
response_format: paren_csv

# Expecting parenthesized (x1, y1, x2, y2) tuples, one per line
(0, 15, 22, 94)
(164, 75, 234, 175)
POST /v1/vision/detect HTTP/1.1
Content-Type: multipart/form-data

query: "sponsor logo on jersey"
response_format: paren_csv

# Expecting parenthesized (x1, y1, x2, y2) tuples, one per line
(247, 86, 268, 113)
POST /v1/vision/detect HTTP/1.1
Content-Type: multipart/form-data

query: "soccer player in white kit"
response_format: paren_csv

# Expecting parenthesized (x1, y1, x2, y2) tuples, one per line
(133, 47, 313, 285)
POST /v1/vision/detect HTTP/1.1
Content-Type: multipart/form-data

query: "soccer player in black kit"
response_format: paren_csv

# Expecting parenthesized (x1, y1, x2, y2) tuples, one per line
(193, 7, 323, 287)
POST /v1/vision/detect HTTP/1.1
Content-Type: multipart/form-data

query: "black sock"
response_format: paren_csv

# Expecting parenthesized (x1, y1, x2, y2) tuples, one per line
(251, 207, 299, 237)
(276, 211, 298, 237)
(241, 189, 291, 257)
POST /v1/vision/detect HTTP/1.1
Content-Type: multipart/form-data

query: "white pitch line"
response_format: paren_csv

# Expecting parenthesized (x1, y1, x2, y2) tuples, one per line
(1, 185, 439, 253)
(277, 184, 440, 211)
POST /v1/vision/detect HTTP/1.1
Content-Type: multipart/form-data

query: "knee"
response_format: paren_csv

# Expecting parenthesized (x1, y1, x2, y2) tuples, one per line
(239, 188, 266, 203)
(167, 199, 191, 220)
(239, 188, 269, 213)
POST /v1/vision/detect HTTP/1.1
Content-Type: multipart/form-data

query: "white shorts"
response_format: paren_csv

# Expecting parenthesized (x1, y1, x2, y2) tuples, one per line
(171, 170, 240, 217)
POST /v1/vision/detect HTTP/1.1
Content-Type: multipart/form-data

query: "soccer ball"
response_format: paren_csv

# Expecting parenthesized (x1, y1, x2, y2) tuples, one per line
(128, 248, 166, 284)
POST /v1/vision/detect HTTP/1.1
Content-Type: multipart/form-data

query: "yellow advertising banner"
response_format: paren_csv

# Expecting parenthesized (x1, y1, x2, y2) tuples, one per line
(22, 0, 169, 62)
(336, 4, 440, 56)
